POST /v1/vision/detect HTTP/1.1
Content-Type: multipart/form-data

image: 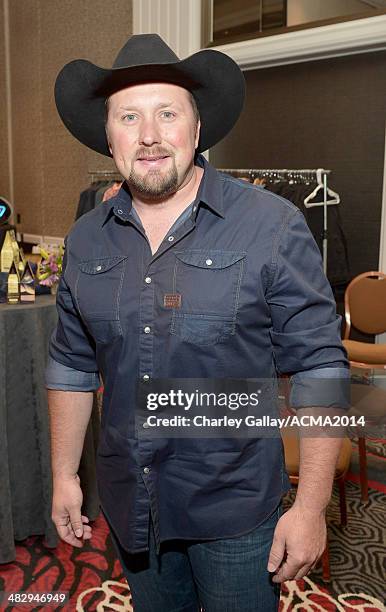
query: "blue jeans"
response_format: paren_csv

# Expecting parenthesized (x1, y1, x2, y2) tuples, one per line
(108, 504, 282, 612)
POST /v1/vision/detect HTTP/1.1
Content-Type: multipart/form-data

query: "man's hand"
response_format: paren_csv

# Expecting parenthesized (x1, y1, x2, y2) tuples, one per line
(267, 505, 326, 582)
(52, 474, 92, 548)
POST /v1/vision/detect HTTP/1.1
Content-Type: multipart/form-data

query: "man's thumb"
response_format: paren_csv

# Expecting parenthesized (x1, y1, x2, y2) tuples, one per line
(70, 513, 83, 538)
(267, 534, 285, 572)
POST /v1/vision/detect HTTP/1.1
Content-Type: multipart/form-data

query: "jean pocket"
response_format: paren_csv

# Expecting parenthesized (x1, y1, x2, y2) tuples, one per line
(171, 312, 235, 346)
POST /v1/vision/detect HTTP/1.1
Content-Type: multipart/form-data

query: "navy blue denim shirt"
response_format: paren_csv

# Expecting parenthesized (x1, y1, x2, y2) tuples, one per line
(47, 155, 349, 553)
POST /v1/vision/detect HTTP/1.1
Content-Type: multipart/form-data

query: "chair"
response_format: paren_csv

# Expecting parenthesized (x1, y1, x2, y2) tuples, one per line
(282, 432, 352, 583)
(342, 271, 386, 501)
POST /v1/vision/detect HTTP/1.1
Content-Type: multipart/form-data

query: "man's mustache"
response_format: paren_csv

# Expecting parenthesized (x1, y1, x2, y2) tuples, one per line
(135, 148, 174, 160)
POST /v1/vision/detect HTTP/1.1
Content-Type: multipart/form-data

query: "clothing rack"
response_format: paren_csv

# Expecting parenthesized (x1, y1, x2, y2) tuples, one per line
(218, 168, 331, 180)
(218, 168, 334, 275)
(88, 170, 123, 183)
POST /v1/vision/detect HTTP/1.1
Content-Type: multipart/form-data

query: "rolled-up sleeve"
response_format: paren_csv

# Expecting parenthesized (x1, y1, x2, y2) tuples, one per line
(267, 209, 350, 407)
(290, 366, 350, 409)
(47, 236, 100, 377)
(45, 355, 101, 391)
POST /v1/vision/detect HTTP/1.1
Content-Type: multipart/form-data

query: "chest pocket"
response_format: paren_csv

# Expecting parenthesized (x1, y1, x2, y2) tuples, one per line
(170, 250, 246, 346)
(76, 256, 127, 343)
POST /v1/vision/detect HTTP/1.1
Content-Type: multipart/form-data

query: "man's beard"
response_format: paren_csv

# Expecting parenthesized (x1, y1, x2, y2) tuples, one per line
(128, 155, 179, 201)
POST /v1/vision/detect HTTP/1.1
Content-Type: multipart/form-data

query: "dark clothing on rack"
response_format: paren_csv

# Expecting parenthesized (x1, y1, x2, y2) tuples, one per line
(263, 181, 350, 287)
(75, 183, 105, 220)
(75, 181, 119, 221)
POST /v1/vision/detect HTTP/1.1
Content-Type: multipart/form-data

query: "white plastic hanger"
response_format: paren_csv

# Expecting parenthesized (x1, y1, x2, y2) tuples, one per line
(304, 168, 340, 208)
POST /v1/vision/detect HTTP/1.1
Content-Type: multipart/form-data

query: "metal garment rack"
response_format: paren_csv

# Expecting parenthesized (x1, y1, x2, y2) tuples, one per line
(88, 170, 123, 183)
(218, 168, 333, 275)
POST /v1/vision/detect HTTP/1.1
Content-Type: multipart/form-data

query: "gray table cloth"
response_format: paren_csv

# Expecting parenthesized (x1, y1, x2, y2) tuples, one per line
(0, 295, 100, 563)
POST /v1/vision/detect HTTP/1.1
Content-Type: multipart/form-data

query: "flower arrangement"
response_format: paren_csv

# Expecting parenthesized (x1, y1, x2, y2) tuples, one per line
(37, 244, 64, 288)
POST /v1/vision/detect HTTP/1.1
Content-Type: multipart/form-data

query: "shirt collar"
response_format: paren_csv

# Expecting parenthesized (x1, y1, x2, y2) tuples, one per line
(101, 153, 224, 227)
(193, 154, 225, 218)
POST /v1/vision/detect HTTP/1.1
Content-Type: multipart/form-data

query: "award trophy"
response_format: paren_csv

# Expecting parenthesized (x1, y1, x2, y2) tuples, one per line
(7, 260, 19, 304)
(20, 261, 36, 302)
(0, 230, 14, 273)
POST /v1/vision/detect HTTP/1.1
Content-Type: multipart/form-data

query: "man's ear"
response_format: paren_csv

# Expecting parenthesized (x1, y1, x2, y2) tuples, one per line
(194, 119, 201, 150)
(105, 126, 113, 155)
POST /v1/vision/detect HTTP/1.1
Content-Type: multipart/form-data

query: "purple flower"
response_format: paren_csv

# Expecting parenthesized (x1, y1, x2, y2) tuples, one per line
(39, 273, 60, 287)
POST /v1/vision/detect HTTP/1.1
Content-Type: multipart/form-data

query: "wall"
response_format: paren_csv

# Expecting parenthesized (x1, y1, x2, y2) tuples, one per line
(132, 0, 201, 58)
(0, 2, 10, 202)
(287, 0, 373, 26)
(7, 0, 132, 238)
(211, 51, 386, 281)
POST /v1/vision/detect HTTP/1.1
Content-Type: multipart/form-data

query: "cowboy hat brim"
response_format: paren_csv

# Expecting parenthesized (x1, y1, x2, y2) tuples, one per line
(54, 49, 245, 156)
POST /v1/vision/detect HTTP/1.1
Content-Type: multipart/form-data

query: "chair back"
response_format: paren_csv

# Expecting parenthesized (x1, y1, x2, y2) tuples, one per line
(344, 271, 386, 337)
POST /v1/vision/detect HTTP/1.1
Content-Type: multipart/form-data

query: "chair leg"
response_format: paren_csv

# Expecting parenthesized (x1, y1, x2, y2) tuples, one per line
(321, 539, 331, 583)
(337, 478, 348, 526)
(358, 437, 368, 502)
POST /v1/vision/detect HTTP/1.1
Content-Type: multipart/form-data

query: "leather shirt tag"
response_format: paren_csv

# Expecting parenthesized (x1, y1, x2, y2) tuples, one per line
(164, 293, 182, 308)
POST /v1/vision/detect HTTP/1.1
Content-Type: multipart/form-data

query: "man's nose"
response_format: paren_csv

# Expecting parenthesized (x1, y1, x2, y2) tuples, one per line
(138, 118, 161, 146)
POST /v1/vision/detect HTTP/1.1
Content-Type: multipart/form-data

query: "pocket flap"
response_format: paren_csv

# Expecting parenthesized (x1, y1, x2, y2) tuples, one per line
(78, 256, 127, 275)
(174, 250, 245, 269)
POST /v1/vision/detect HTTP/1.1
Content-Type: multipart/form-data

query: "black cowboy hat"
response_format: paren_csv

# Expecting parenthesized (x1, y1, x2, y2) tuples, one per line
(54, 33, 245, 156)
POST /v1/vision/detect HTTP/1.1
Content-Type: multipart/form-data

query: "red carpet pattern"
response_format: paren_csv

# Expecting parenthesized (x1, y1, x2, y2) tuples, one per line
(75, 576, 384, 611)
(0, 514, 125, 611)
(0, 482, 384, 611)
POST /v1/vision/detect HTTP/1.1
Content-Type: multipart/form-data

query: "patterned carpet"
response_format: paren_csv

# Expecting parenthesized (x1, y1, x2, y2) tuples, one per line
(0, 481, 384, 611)
(282, 482, 385, 609)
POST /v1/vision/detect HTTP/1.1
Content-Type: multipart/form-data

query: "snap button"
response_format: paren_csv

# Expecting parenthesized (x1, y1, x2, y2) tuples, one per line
(145, 277, 152, 284)
(117, 209, 123, 214)
(143, 467, 150, 474)
(167, 236, 174, 242)
(144, 326, 151, 334)
(143, 374, 150, 381)
(96, 265, 102, 271)
(143, 422, 149, 428)
(206, 259, 213, 266)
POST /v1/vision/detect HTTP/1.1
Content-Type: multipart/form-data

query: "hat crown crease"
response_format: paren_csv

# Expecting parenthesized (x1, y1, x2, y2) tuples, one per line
(112, 33, 180, 69)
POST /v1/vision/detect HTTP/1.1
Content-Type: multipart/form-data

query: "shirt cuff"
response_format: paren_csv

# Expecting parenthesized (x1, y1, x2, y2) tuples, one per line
(290, 367, 351, 409)
(45, 355, 101, 392)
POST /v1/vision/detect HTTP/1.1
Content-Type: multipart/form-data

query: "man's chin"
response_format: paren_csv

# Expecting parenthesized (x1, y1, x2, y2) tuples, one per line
(127, 165, 179, 200)
(135, 185, 178, 200)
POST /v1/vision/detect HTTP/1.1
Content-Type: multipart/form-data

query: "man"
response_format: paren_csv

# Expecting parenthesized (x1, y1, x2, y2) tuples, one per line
(47, 34, 349, 611)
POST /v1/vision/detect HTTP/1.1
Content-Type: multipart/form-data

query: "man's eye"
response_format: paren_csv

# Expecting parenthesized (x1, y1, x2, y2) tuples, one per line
(122, 114, 137, 122)
(161, 111, 175, 119)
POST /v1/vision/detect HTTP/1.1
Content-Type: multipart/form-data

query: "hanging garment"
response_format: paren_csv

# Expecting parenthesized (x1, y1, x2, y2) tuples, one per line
(265, 181, 350, 287)
(75, 181, 120, 220)
(75, 182, 108, 220)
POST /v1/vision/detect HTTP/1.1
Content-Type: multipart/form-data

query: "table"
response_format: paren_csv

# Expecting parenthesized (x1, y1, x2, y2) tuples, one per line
(0, 295, 100, 563)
